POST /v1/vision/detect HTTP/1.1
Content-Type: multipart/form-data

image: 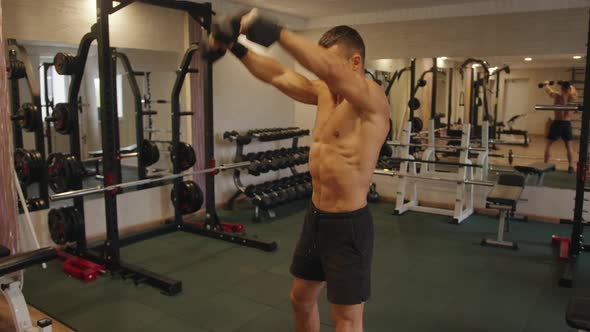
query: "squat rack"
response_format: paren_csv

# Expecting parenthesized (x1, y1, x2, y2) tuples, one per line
(58, 0, 275, 296)
(560, 13, 590, 288)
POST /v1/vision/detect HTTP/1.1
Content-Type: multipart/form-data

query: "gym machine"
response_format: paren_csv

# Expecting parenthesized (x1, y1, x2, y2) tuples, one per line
(7, 39, 49, 212)
(45, 0, 276, 296)
(459, 59, 493, 140)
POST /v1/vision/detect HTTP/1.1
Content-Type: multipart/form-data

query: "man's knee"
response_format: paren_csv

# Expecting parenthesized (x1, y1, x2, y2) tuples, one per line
(290, 289, 317, 313)
(333, 318, 355, 332)
(331, 304, 363, 331)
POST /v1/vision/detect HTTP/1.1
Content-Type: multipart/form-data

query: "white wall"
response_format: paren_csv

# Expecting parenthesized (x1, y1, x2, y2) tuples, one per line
(300, 9, 588, 59)
(213, 38, 298, 203)
(4, 0, 186, 53)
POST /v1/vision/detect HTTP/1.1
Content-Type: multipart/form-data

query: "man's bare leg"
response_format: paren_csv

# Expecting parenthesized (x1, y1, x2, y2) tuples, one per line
(544, 140, 554, 163)
(291, 277, 325, 332)
(564, 140, 574, 169)
(331, 303, 365, 332)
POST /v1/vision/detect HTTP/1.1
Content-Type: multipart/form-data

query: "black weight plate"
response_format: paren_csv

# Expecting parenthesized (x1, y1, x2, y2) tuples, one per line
(52, 103, 72, 135)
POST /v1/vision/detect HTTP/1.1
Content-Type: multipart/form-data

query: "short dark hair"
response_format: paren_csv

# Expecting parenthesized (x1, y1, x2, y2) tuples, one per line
(560, 81, 571, 91)
(318, 25, 365, 63)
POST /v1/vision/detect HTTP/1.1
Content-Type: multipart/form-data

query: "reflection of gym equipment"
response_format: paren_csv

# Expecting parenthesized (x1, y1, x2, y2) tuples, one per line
(380, 121, 493, 224)
(7, 39, 50, 212)
(513, 162, 556, 186)
(44, 0, 276, 298)
(0, 246, 56, 332)
(481, 174, 525, 250)
(496, 114, 529, 146)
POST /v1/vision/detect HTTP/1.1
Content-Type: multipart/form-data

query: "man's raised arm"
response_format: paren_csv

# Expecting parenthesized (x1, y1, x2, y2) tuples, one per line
(233, 43, 318, 105)
(239, 10, 387, 113)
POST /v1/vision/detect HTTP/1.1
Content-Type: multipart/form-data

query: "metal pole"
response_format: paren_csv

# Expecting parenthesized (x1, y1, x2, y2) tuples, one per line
(43, 63, 53, 154)
(409, 58, 416, 121)
(96, 0, 122, 268)
(171, 44, 200, 226)
(570, 13, 590, 261)
(447, 68, 453, 129)
(203, 3, 218, 228)
(115, 51, 147, 180)
(431, 57, 437, 120)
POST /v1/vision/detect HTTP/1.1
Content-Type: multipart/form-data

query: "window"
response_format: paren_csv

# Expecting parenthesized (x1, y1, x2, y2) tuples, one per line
(93, 75, 124, 119)
(39, 56, 69, 108)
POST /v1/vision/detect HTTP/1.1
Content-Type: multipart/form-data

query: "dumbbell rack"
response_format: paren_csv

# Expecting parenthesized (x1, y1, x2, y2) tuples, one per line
(224, 127, 310, 222)
(7, 39, 49, 212)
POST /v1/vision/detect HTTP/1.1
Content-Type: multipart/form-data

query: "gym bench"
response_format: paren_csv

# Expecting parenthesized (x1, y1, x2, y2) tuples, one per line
(513, 162, 556, 186)
(481, 174, 525, 250)
(567, 297, 590, 331)
(0, 245, 57, 331)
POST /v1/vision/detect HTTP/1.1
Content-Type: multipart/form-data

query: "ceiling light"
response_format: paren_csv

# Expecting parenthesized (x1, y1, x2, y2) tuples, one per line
(573, 55, 582, 60)
(524, 57, 532, 62)
(439, 56, 448, 60)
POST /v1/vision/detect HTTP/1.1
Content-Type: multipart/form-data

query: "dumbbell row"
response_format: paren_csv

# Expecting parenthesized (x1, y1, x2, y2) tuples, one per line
(223, 127, 310, 144)
(254, 129, 310, 142)
(245, 172, 313, 208)
(238, 146, 310, 176)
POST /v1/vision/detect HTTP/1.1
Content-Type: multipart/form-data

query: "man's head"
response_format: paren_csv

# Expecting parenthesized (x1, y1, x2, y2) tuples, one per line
(560, 81, 571, 93)
(318, 25, 365, 73)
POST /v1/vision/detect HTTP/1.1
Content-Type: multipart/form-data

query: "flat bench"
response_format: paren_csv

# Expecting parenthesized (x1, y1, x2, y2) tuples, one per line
(513, 162, 556, 186)
(482, 174, 525, 250)
(1, 246, 57, 331)
(0, 247, 57, 277)
(567, 297, 590, 331)
(88, 143, 137, 158)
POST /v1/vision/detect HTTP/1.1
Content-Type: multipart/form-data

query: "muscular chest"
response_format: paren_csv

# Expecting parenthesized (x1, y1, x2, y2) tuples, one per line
(313, 94, 361, 141)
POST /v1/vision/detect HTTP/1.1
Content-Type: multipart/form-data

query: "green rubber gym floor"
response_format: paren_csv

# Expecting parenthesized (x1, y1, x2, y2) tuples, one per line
(23, 201, 590, 332)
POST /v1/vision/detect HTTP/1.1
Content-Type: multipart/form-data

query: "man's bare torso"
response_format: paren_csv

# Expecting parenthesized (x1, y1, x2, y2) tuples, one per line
(309, 80, 389, 212)
(553, 91, 576, 120)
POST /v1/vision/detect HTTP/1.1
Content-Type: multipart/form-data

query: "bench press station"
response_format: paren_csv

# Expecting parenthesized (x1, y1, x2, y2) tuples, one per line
(513, 162, 556, 186)
(0, 246, 56, 332)
(481, 174, 526, 250)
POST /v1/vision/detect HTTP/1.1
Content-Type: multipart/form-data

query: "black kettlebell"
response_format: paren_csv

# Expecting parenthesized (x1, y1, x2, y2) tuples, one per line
(367, 183, 380, 203)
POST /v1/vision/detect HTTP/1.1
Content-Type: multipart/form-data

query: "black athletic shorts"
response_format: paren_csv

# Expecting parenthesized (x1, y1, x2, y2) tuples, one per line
(290, 203, 374, 305)
(548, 120, 573, 141)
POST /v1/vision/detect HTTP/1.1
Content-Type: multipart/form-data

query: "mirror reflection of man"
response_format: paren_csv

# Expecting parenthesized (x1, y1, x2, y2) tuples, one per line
(541, 81, 578, 173)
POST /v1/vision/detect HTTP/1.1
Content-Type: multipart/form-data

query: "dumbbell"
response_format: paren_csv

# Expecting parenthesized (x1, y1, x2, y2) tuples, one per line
(537, 80, 566, 88)
(260, 185, 282, 207)
(248, 159, 270, 175)
(274, 178, 296, 202)
(223, 130, 239, 140)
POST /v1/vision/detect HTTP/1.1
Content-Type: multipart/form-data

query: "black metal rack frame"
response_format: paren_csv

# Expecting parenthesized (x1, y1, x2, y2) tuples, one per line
(7, 39, 49, 211)
(560, 12, 590, 288)
(41, 62, 54, 155)
(59, 0, 276, 296)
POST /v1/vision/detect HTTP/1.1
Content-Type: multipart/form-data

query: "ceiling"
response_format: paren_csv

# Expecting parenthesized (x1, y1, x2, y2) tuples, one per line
(228, 0, 487, 18)
(444, 54, 587, 69)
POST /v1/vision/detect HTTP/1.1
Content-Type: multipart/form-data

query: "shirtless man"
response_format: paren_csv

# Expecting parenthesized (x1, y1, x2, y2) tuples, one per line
(541, 81, 578, 173)
(209, 10, 390, 332)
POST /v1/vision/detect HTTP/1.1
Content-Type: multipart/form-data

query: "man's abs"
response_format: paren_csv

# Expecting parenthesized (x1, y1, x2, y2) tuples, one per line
(309, 90, 388, 212)
(309, 142, 373, 212)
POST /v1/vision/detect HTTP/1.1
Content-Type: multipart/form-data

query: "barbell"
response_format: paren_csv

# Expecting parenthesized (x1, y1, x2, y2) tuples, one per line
(387, 141, 487, 152)
(374, 169, 494, 187)
(535, 104, 581, 112)
(49, 161, 251, 201)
